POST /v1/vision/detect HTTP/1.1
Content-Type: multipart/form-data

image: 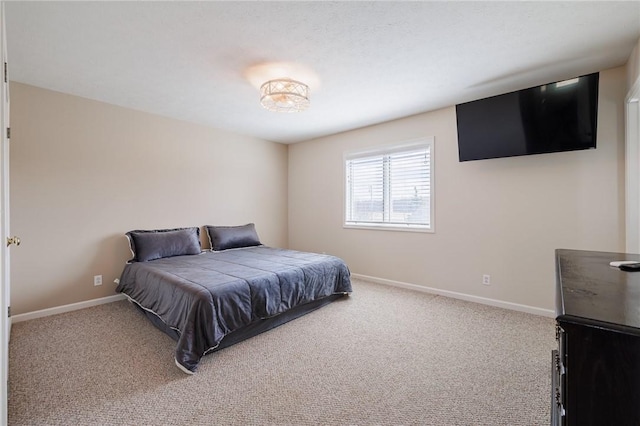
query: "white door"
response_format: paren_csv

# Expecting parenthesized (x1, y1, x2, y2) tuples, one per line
(1, 2, 9, 424)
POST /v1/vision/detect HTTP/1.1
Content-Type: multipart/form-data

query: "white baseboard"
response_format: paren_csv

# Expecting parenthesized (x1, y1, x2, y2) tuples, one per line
(11, 294, 127, 323)
(11, 276, 555, 323)
(351, 273, 555, 318)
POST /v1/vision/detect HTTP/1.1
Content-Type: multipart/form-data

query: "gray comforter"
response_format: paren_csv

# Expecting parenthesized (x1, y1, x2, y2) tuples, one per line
(116, 246, 352, 372)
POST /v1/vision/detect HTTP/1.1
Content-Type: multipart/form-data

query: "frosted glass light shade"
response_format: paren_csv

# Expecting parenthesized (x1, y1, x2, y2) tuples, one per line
(260, 79, 310, 113)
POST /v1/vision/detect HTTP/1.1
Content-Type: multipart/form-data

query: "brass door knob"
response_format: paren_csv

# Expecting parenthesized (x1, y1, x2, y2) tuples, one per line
(6, 236, 20, 247)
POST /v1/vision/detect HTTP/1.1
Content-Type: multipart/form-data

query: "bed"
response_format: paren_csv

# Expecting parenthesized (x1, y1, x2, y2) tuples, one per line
(115, 224, 352, 374)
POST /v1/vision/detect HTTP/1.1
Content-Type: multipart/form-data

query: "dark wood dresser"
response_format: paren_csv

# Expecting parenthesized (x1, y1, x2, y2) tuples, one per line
(553, 249, 640, 426)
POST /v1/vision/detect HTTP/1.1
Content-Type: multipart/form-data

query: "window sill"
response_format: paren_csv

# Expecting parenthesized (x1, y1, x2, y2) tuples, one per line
(343, 224, 433, 233)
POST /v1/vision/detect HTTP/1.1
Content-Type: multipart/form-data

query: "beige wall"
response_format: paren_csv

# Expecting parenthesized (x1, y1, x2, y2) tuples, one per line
(289, 66, 626, 311)
(10, 83, 288, 315)
(10, 65, 629, 315)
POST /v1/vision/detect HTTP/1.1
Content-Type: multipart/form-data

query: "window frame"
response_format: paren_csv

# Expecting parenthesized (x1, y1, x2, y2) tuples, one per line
(343, 137, 435, 233)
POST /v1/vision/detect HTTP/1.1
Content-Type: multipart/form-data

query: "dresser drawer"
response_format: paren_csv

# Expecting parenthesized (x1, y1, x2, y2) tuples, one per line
(555, 324, 566, 374)
(551, 350, 565, 425)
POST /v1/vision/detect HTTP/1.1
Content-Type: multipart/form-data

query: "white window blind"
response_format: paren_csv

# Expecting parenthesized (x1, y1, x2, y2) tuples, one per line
(345, 141, 432, 231)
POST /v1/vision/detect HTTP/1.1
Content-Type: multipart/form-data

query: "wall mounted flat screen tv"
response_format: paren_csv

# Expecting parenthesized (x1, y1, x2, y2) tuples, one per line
(456, 72, 599, 162)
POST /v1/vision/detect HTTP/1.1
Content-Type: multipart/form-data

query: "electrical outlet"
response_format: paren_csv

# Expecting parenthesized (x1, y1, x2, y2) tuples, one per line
(482, 274, 491, 286)
(94, 275, 103, 286)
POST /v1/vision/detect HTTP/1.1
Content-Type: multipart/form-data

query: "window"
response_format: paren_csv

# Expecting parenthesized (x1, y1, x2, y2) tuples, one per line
(345, 139, 433, 232)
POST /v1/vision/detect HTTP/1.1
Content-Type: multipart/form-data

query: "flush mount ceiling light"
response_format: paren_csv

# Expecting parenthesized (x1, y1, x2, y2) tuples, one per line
(260, 78, 310, 113)
(245, 63, 319, 113)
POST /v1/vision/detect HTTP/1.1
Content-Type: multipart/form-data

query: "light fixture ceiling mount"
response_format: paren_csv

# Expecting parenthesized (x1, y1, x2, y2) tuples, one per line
(245, 62, 318, 113)
(260, 78, 310, 113)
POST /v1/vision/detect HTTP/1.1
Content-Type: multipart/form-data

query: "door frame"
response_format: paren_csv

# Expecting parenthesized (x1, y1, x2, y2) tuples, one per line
(0, 1, 8, 423)
(626, 76, 640, 254)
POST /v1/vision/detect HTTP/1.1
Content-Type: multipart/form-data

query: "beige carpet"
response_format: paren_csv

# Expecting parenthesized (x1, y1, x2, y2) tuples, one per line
(8, 279, 555, 425)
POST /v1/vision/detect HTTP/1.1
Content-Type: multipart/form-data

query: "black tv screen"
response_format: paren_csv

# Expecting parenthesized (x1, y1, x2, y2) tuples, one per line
(456, 72, 599, 162)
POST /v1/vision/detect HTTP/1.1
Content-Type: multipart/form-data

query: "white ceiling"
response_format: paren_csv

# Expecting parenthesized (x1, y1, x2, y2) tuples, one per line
(6, 1, 640, 144)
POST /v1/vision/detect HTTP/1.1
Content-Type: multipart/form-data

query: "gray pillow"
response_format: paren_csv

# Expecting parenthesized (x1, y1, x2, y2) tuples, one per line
(126, 227, 201, 262)
(205, 223, 261, 251)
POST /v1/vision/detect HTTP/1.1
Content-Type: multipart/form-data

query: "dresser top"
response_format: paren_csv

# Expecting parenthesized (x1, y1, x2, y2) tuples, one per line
(556, 249, 640, 333)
